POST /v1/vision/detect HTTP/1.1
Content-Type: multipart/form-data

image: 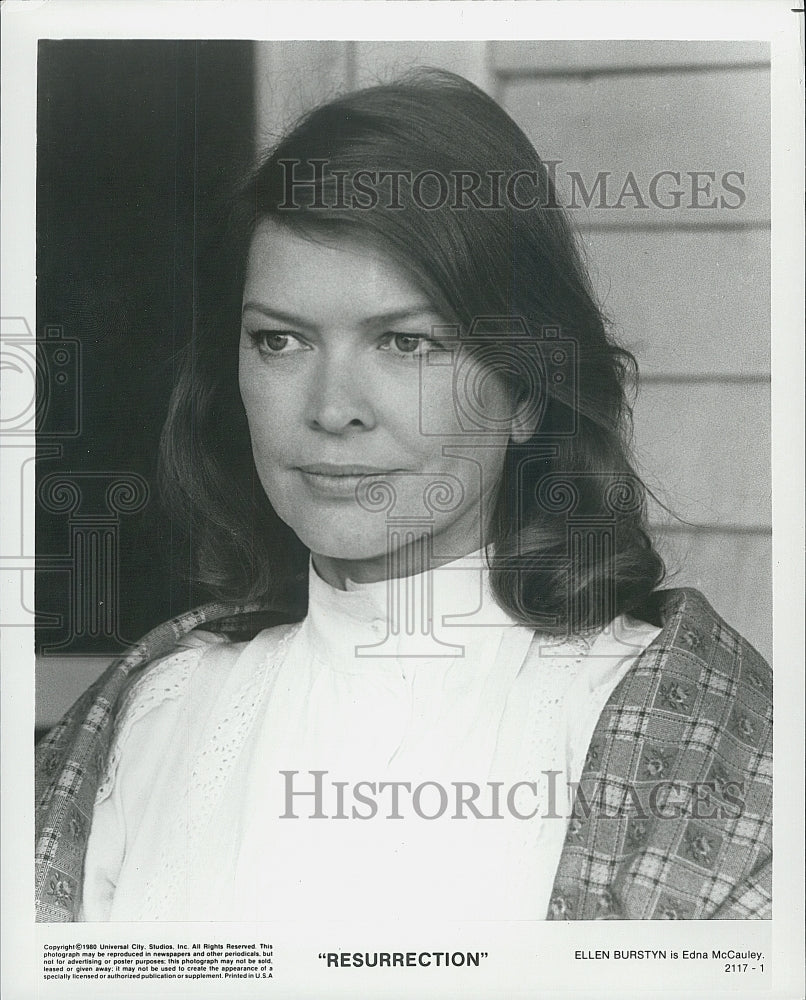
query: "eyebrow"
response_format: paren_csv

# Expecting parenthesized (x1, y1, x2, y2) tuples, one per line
(241, 302, 442, 331)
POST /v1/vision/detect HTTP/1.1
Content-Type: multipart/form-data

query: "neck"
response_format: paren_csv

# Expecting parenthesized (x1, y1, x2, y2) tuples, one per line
(312, 535, 490, 590)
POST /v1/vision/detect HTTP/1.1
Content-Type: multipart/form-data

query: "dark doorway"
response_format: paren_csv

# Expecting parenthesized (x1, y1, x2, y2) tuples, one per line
(36, 40, 254, 653)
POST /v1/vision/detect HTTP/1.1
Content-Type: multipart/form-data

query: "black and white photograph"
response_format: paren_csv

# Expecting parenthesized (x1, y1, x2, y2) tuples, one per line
(2, 2, 804, 998)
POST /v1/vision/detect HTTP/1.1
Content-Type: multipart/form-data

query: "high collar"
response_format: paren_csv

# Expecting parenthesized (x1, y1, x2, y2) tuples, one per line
(303, 547, 519, 667)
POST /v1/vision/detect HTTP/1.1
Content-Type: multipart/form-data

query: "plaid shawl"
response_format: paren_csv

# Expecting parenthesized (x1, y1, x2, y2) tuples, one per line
(35, 587, 771, 921)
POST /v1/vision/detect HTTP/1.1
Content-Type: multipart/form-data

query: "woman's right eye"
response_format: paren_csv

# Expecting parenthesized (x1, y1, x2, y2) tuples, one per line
(247, 330, 307, 355)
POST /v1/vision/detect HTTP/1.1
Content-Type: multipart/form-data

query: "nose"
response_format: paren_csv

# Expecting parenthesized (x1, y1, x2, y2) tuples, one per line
(306, 351, 377, 434)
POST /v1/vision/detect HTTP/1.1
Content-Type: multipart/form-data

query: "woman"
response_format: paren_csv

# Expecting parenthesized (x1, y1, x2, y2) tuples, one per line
(35, 70, 771, 921)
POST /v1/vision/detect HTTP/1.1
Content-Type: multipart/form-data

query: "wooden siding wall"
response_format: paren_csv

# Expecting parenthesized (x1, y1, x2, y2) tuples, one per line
(492, 42, 771, 663)
(253, 40, 771, 663)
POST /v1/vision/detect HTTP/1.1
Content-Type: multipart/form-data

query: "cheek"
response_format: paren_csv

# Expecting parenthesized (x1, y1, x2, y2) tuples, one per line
(239, 371, 291, 466)
(419, 356, 516, 439)
(416, 368, 465, 438)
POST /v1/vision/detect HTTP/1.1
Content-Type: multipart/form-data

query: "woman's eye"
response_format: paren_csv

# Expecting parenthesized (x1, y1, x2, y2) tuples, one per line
(381, 332, 442, 357)
(248, 330, 306, 355)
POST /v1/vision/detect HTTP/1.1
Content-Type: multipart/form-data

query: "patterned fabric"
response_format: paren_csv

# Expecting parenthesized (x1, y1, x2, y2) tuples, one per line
(547, 589, 772, 920)
(34, 588, 771, 921)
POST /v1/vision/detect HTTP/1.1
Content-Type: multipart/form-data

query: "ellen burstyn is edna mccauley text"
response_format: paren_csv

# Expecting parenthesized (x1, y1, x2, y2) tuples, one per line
(574, 950, 764, 960)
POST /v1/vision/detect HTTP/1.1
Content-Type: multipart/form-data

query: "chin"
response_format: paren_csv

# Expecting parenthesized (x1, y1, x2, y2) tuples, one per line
(287, 521, 390, 563)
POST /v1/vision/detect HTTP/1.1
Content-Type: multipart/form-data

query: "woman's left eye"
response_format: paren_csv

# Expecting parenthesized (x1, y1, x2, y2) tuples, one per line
(380, 332, 442, 357)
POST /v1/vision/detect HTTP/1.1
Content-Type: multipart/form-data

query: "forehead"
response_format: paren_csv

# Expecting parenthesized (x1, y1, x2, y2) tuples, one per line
(243, 220, 435, 317)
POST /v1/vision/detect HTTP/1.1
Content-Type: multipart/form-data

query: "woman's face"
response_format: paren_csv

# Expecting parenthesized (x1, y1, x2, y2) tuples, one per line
(239, 220, 529, 585)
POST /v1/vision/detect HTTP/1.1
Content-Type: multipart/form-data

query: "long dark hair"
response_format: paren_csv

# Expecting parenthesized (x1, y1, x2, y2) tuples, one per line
(160, 69, 664, 632)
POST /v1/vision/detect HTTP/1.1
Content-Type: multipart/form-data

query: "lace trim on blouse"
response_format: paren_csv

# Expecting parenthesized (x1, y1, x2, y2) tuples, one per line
(133, 623, 302, 919)
(95, 647, 202, 805)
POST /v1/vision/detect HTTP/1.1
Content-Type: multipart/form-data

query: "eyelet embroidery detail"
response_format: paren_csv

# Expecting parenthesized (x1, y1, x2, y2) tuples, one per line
(137, 624, 302, 919)
(95, 647, 202, 804)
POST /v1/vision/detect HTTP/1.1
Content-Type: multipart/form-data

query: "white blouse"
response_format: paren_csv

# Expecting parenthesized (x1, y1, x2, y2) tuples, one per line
(81, 551, 661, 921)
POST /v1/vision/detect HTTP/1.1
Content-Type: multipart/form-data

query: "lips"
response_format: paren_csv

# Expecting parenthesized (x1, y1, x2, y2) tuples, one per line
(295, 464, 400, 499)
(297, 464, 398, 477)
